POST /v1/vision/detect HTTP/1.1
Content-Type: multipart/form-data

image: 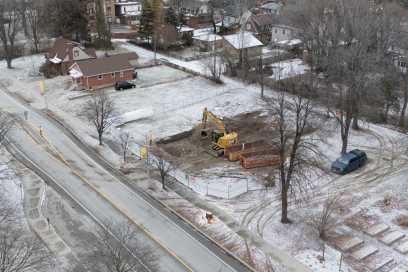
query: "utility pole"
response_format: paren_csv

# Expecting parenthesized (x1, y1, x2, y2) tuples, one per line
(259, 54, 264, 98)
(154, 32, 157, 64)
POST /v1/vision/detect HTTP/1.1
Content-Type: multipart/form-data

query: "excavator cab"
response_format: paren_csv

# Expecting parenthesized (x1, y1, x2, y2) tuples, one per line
(201, 108, 239, 157)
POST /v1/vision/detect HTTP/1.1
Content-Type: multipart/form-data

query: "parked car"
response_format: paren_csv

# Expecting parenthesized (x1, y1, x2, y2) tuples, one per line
(115, 81, 136, 91)
(331, 149, 367, 174)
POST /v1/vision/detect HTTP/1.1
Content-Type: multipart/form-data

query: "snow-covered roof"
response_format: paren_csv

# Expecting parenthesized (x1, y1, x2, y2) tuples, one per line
(179, 26, 194, 32)
(223, 32, 263, 49)
(193, 27, 213, 37)
(115, 1, 140, 6)
(49, 56, 62, 64)
(269, 59, 309, 80)
(261, 2, 283, 10)
(193, 34, 222, 42)
(276, 39, 302, 46)
(215, 16, 239, 28)
(69, 68, 83, 79)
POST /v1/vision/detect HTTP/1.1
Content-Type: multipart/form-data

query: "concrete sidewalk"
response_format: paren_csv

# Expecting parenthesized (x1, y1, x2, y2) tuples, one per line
(9, 160, 72, 259)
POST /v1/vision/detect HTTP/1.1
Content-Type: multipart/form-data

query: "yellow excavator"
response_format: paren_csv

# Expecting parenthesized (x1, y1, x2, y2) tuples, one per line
(201, 107, 239, 157)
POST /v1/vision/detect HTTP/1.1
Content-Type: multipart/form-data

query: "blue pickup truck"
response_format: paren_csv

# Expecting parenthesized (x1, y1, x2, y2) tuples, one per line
(331, 149, 367, 174)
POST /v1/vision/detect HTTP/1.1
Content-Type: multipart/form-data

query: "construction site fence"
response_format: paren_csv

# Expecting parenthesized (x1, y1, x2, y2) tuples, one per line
(134, 144, 249, 199)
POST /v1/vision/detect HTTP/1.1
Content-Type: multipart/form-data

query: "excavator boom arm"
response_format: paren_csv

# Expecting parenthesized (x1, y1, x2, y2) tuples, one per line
(202, 108, 226, 132)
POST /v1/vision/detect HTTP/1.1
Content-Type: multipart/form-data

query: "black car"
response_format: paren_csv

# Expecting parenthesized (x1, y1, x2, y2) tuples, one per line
(331, 149, 367, 174)
(115, 81, 136, 91)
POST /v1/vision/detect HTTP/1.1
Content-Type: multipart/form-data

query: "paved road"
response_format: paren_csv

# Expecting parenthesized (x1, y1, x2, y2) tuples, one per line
(0, 89, 248, 272)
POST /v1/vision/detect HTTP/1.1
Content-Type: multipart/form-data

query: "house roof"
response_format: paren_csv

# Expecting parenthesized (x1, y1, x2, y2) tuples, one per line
(73, 53, 137, 77)
(223, 32, 263, 49)
(260, 2, 283, 11)
(47, 38, 79, 61)
(179, 26, 195, 32)
(251, 13, 274, 28)
(193, 33, 222, 42)
(48, 37, 96, 62)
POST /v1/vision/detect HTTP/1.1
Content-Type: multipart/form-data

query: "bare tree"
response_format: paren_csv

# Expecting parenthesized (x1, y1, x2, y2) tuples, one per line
(288, 0, 382, 154)
(204, 51, 223, 84)
(43, 0, 88, 41)
(92, 222, 158, 272)
(308, 193, 342, 240)
(0, 112, 14, 146)
(271, 80, 323, 224)
(0, 225, 52, 272)
(0, 0, 21, 69)
(26, 0, 42, 53)
(0, 185, 52, 272)
(16, 0, 28, 37)
(95, 0, 112, 49)
(84, 90, 116, 146)
(119, 132, 131, 163)
(153, 156, 174, 190)
(400, 74, 408, 129)
(0, 193, 15, 226)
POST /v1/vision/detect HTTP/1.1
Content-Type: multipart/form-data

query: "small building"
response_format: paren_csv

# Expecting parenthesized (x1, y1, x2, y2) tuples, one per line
(115, 0, 142, 25)
(69, 53, 138, 90)
(223, 32, 263, 64)
(178, 26, 195, 44)
(271, 24, 299, 44)
(216, 16, 240, 34)
(245, 13, 275, 44)
(46, 38, 97, 75)
(193, 33, 223, 51)
(259, 2, 283, 15)
(389, 46, 408, 74)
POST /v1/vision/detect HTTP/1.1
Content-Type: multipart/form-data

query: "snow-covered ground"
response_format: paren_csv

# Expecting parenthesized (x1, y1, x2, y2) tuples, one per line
(269, 58, 310, 80)
(2, 44, 408, 271)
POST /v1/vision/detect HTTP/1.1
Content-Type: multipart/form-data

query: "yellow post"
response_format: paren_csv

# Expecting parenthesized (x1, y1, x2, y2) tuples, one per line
(140, 146, 148, 160)
(39, 80, 46, 95)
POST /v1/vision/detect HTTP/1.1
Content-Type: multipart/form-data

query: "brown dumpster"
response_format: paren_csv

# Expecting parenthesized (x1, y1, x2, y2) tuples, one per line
(224, 140, 266, 161)
(239, 149, 280, 169)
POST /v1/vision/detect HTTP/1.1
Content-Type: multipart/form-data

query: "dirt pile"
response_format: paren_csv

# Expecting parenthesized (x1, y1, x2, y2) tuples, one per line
(155, 111, 277, 172)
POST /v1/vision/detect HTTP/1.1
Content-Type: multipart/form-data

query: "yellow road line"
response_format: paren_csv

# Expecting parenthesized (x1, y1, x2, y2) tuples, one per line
(26, 125, 193, 272)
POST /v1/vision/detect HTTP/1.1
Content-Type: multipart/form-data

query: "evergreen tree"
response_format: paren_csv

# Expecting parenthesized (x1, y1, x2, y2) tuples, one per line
(401, 0, 408, 8)
(165, 7, 178, 27)
(177, 12, 187, 28)
(139, 0, 154, 44)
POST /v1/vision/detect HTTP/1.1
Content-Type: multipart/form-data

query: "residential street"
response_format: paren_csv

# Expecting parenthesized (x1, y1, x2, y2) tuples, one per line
(0, 88, 251, 272)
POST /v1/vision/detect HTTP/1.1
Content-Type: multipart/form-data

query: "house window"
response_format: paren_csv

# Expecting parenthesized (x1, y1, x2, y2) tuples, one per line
(112, 73, 115, 77)
(282, 29, 286, 35)
(97, 75, 103, 80)
(120, 71, 124, 77)
(399, 61, 407, 68)
(246, 24, 251, 30)
(274, 29, 277, 34)
(74, 50, 79, 57)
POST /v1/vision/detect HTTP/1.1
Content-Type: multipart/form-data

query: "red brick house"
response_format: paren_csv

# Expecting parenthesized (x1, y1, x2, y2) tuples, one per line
(69, 53, 138, 90)
(46, 38, 97, 75)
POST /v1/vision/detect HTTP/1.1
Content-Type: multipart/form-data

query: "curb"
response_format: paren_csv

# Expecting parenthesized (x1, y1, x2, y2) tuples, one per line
(46, 112, 257, 272)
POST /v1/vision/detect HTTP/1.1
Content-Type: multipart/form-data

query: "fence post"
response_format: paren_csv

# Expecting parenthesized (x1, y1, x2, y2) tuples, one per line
(228, 184, 230, 199)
